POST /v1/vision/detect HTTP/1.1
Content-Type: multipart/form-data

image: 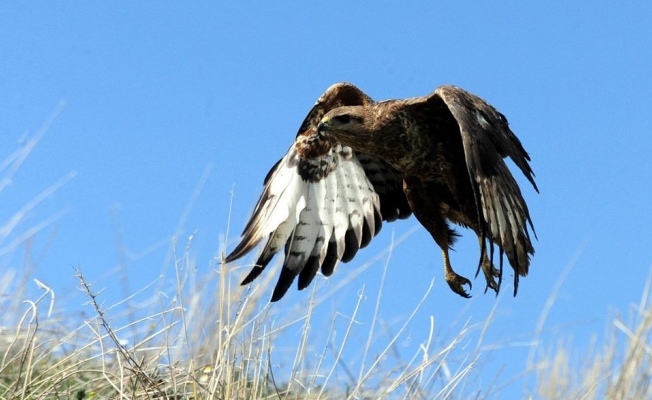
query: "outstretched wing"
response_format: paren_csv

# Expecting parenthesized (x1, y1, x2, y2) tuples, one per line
(225, 83, 411, 301)
(432, 85, 538, 295)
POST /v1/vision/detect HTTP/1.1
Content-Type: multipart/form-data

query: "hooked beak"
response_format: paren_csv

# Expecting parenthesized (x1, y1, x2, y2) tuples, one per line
(317, 116, 330, 133)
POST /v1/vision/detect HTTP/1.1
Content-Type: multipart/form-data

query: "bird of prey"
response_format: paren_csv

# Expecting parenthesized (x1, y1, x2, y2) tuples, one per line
(225, 83, 537, 302)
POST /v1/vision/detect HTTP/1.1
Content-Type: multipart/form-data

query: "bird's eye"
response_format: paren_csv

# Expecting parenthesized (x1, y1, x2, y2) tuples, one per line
(333, 114, 351, 124)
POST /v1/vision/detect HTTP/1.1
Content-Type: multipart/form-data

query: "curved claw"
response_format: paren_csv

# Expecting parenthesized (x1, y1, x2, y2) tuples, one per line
(446, 272, 472, 298)
(484, 279, 499, 294)
(477, 237, 502, 295)
(482, 264, 501, 295)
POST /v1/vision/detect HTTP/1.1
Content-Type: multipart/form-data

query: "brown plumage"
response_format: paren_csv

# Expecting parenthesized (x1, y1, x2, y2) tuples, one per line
(226, 83, 537, 301)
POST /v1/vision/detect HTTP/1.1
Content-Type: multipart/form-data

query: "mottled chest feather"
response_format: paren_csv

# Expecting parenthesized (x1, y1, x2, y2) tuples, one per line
(295, 129, 334, 159)
(295, 134, 354, 183)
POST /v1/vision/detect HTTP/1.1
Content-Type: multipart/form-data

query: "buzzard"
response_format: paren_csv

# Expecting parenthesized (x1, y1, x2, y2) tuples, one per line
(225, 83, 537, 301)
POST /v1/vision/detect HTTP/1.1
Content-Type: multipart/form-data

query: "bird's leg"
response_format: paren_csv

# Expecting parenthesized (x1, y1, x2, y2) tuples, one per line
(440, 244, 472, 298)
(477, 236, 500, 294)
(424, 213, 473, 298)
(403, 178, 472, 298)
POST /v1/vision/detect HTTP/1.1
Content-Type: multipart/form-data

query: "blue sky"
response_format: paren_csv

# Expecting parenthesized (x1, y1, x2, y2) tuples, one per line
(2, 2, 652, 396)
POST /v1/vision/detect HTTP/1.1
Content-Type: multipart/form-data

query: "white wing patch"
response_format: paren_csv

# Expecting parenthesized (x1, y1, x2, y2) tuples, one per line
(228, 144, 384, 301)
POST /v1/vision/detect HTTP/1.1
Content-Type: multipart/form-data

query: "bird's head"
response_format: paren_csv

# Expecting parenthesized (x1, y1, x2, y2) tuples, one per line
(317, 106, 375, 151)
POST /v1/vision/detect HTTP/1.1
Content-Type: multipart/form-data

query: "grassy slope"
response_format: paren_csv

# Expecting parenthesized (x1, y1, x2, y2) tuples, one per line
(2, 238, 652, 399)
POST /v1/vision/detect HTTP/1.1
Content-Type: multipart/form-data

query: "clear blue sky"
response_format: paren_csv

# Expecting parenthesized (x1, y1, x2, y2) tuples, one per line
(2, 2, 652, 396)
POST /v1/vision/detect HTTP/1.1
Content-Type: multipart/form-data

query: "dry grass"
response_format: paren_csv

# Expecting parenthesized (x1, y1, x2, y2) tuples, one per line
(4, 233, 652, 400)
(532, 273, 652, 400)
(0, 234, 483, 399)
